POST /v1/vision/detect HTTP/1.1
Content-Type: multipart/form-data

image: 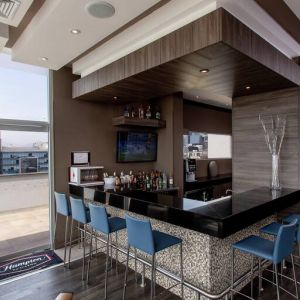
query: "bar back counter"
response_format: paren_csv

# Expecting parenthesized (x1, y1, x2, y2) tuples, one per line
(69, 185, 300, 299)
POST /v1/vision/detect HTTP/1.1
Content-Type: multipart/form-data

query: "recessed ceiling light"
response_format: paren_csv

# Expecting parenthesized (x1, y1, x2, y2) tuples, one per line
(40, 57, 48, 61)
(245, 86, 251, 90)
(85, 1, 115, 19)
(200, 69, 209, 73)
(113, 96, 118, 100)
(70, 29, 81, 35)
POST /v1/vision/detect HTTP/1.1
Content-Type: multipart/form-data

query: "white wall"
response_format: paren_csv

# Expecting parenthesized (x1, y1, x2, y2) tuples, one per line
(0, 173, 49, 212)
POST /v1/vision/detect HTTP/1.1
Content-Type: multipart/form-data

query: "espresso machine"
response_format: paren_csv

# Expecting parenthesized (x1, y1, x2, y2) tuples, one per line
(184, 159, 196, 182)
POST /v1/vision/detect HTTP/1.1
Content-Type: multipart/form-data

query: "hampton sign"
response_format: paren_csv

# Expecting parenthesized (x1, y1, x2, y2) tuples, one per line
(0, 253, 52, 278)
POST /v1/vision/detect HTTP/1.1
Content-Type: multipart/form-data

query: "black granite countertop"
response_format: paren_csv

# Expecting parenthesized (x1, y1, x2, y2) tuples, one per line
(69, 184, 300, 238)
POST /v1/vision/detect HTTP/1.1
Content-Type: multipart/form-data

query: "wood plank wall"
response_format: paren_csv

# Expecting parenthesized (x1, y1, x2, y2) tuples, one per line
(232, 87, 300, 193)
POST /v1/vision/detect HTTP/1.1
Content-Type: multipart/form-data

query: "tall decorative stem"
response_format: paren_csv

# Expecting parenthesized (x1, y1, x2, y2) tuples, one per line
(259, 114, 286, 191)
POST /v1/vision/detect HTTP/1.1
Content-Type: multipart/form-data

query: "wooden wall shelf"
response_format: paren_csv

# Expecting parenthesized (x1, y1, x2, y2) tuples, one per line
(112, 116, 166, 128)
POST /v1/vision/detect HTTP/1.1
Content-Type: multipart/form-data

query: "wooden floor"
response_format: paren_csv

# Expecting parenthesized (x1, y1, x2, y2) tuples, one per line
(1, 254, 300, 300)
(0, 253, 179, 300)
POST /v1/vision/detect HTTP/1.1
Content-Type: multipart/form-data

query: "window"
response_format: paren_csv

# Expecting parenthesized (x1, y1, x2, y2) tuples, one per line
(207, 134, 232, 159)
(183, 132, 232, 160)
(0, 131, 48, 175)
(0, 53, 48, 121)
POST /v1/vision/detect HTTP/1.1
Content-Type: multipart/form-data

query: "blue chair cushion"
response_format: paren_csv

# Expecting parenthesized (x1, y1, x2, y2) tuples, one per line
(232, 235, 274, 261)
(153, 230, 182, 253)
(260, 222, 282, 237)
(85, 207, 91, 223)
(262, 220, 299, 244)
(108, 217, 126, 233)
(283, 214, 300, 224)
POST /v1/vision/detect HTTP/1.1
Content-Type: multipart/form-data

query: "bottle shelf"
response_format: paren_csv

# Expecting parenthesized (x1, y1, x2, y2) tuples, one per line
(112, 116, 166, 128)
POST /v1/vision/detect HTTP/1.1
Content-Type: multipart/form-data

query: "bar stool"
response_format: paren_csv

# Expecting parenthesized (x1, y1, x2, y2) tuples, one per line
(87, 203, 126, 299)
(54, 192, 71, 267)
(123, 214, 184, 300)
(231, 219, 298, 300)
(69, 196, 91, 280)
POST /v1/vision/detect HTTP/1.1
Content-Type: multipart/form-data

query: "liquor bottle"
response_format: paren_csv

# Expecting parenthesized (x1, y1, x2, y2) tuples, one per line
(138, 105, 144, 119)
(169, 174, 174, 188)
(131, 107, 136, 118)
(120, 171, 125, 185)
(142, 171, 146, 190)
(145, 105, 152, 119)
(115, 175, 121, 187)
(129, 170, 134, 184)
(155, 106, 161, 120)
(162, 171, 168, 189)
(124, 105, 130, 117)
(151, 170, 156, 190)
(138, 170, 142, 189)
(146, 174, 151, 191)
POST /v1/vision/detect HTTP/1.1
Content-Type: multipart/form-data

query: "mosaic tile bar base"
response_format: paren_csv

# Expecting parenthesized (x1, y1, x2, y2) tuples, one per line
(85, 198, 276, 300)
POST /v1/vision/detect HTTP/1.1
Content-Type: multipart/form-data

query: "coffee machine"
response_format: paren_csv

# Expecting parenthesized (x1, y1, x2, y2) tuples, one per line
(184, 159, 196, 182)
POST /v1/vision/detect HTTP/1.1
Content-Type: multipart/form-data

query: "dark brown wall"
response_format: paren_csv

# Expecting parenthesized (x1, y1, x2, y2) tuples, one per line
(183, 101, 232, 178)
(53, 67, 185, 193)
(232, 87, 300, 193)
(53, 68, 156, 197)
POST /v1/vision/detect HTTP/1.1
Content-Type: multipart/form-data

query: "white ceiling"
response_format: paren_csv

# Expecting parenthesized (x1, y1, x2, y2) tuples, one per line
(73, 0, 217, 76)
(11, 0, 161, 70)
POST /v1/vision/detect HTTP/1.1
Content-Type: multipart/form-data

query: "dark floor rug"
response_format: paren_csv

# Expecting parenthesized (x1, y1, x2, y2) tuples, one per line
(0, 250, 63, 281)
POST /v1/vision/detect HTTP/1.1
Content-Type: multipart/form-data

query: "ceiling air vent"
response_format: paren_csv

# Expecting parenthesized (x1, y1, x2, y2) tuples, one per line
(0, 0, 20, 20)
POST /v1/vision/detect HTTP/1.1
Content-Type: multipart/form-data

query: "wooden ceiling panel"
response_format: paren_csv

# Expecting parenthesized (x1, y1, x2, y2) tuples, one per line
(74, 43, 296, 104)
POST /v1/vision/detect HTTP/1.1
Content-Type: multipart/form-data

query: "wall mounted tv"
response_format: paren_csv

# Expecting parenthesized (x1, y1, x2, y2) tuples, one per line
(116, 131, 157, 163)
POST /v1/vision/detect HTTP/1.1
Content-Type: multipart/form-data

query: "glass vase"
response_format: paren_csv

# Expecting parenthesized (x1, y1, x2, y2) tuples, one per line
(271, 154, 281, 190)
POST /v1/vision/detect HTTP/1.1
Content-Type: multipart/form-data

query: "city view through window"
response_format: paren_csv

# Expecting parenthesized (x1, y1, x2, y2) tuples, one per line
(0, 53, 50, 258)
(0, 131, 48, 175)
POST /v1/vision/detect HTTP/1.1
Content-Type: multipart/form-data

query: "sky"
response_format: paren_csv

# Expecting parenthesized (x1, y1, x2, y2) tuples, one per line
(0, 53, 49, 147)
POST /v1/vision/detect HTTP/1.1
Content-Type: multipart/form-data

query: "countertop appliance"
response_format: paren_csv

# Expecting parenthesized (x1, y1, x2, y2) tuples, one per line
(185, 159, 196, 182)
(69, 166, 104, 186)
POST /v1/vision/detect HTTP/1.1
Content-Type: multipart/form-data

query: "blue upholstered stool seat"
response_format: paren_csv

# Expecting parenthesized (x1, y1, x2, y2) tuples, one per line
(260, 222, 282, 237)
(284, 214, 300, 223)
(153, 230, 182, 252)
(231, 220, 299, 300)
(108, 217, 126, 233)
(233, 235, 274, 261)
(123, 214, 184, 299)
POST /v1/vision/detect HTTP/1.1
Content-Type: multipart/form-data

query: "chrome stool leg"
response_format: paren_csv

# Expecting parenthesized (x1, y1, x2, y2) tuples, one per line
(82, 224, 87, 281)
(115, 231, 119, 273)
(291, 254, 299, 299)
(180, 243, 184, 299)
(258, 257, 263, 296)
(63, 216, 69, 267)
(151, 254, 156, 300)
(274, 264, 280, 300)
(134, 248, 138, 283)
(250, 256, 254, 298)
(68, 218, 74, 268)
(122, 247, 130, 300)
(86, 228, 94, 284)
(231, 248, 235, 300)
(105, 234, 110, 299)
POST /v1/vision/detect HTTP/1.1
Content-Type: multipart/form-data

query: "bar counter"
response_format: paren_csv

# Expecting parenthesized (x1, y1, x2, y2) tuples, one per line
(69, 184, 300, 299)
(69, 184, 300, 238)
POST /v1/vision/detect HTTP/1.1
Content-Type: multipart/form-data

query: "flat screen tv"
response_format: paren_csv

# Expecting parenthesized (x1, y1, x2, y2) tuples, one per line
(116, 131, 157, 163)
